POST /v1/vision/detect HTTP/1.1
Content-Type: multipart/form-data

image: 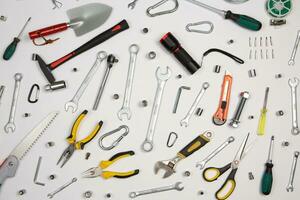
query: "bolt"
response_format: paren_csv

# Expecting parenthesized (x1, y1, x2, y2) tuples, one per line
(46, 141, 55, 148)
(214, 65, 221, 73)
(195, 108, 203, 116)
(85, 152, 91, 160)
(113, 94, 119, 100)
(248, 172, 254, 180)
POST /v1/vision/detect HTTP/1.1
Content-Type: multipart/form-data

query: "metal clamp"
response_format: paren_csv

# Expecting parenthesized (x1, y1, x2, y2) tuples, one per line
(98, 125, 129, 150)
(186, 21, 214, 34)
(146, 0, 179, 17)
(167, 132, 178, 148)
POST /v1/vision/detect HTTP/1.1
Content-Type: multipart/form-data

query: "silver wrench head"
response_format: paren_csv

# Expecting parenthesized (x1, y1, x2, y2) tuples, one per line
(14, 73, 23, 81)
(154, 160, 175, 178)
(4, 122, 16, 133)
(141, 139, 153, 152)
(97, 51, 108, 60)
(174, 182, 184, 191)
(288, 59, 295, 66)
(180, 118, 189, 127)
(288, 77, 299, 88)
(65, 100, 78, 113)
(286, 184, 294, 192)
(156, 66, 172, 81)
(292, 127, 300, 135)
(118, 107, 132, 121)
(128, 1, 136, 9)
(129, 44, 139, 53)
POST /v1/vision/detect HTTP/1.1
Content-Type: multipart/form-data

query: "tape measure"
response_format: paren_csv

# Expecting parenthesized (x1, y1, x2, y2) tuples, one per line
(267, 0, 292, 18)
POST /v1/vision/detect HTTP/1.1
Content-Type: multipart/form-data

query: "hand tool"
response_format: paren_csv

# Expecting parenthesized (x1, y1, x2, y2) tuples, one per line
(32, 20, 129, 91)
(118, 44, 139, 120)
(33, 156, 45, 186)
(185, 21, 214, 34)
(167, 132, 178, 148)
(180, 82, 209, 127)
(0, 85, 5, 105)
(173, 86, 191, 114)
(57, 110, 103, 168)
(155, 131, 212, 178)
(142, 66, 172, 152)
(4, 73, 23, 133)
(184, 0, 262, 31)
(128, 0, 139, 9)
(129, 182, 184, 198)
(98, 125, 129, 151)
(51, 0, 62, 9)
(29, 3, 112, 45)
(3, 17, 31, 60)
(147, 0, 179, 17)
(229, 91, 250, 128)
(203, 133, 251, 200)
(287, 151, 299, 192)
(288, 30, 300, 66)
(82, 151, 139, 179)
(65, 51, 107, 113)
(93, 54, 118, 110)
(288, 78, 300, 135)
(267, 0, 292, 18)
(213, 71, 233, 126)
(257, 87, 270, 136)
(261, 136, 274, 195)
(196, 136, 235, 170)
(47, 177, 77, 199)
(27, 84, 40, 104)
(0, 111, 59, 189)
(160, 32, 201, 74)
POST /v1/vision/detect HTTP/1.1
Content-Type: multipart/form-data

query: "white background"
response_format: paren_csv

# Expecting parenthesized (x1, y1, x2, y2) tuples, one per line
(0, 0, 300, 199)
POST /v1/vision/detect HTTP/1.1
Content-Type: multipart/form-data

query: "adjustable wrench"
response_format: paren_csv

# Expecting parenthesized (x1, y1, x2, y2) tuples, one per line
(196, 136, 235, 170)
(129, 182, 184, 198)
(118, 44, 139, 120)
(288, 30, 300, 66)
(180, 82, 209, 127)
(286, 151, 299, 192)
(288, 78, 300, 135)
(65, 51, 107, 113)
(142, 66, 172, 152)
(4, 73, 23, 133)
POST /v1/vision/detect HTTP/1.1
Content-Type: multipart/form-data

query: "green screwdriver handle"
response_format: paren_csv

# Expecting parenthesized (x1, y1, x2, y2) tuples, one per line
(261, 163, 273, 195)
(3, 38, 20, 60)
(225, 11, 262, 31)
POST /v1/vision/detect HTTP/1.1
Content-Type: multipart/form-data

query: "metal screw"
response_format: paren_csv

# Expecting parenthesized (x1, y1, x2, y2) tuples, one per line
(248, 69, 257, 78)
(248, 172, 254, 180)
(214, 65, 221, 73)
(18, 189, 26, 195)
(276, 110, 284, 116)
(23, 113, 31, 117)
(195, 108, 203, 116)
(49, 174, 56, 180)
(183, 171, 191, 177)
(105, 193, 112, 198)
(176, 74, 182, 79)
(142, 28, 149, 33)
(46, 141, 55, 148)
(85, 152, 91, 160)
(141, 100, 148, 107)
(282, 141, 290, 147)
(113, 94, 119, 100)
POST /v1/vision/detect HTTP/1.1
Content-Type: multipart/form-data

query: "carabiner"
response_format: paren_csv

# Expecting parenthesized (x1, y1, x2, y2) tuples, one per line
(167, 132, 178, 148)
(186, 21, 214, 34)
(146, 0, 179, 17)
(28, 84, 40, 103)
(98, 125, 129, 150)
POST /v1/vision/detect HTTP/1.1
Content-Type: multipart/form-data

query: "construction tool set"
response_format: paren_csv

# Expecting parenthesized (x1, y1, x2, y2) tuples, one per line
(0, 0, 299, 199)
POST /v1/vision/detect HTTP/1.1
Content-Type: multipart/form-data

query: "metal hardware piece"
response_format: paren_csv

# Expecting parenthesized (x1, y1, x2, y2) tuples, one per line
(18, 189, 26, 195)
(288, 78, 300, 135)
(270, 19, 286, 26)
(282, 141, 290, 147)
(173, 86, 191, 114)
(229, 91, 250, 128)
(47, 177, 77, 199)
(276, 110, 284, 116)
(118, 44, 139, 121)
(288, 30, 300, 66)
(146, 0, 179, 17)
(167, 132, 178, 148)
(142, 67, 171, 152)
(98, 125, 129, 150)
(196, 136, 235, 169)
(83, 191, 93, 198)
(0, 15, 7, 21)
(51, 0, 63, 9)
(28, 84, 40, 103)
(186, 21, 214, 34)
(287, 151, 299, 192)
(34, 156, 45, 186)
(248, 172, 254, 180)
(128, 0, 139, 9)
(180, 82, 209, 127)
(248, 69, 257, 78)
(4, 73, 23, 133)
(0, 85, 5, 105)
(148, 51, 156, 59)
(129, 182, 184, 198)
(214, 65, 221, 73)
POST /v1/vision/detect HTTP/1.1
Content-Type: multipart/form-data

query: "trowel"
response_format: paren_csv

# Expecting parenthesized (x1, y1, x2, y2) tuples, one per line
(28, 3, 112, 45)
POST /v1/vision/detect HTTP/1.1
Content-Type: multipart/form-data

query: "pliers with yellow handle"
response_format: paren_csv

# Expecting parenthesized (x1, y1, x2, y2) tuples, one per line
(57, 110, 103, 168)
(82, 151, 140, 179)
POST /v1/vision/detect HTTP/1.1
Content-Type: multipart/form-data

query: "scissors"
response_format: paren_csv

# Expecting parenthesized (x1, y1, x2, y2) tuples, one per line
(202, 133, 251, 200)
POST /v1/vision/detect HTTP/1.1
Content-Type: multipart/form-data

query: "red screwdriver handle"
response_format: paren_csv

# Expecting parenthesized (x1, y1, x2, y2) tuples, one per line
(29, 23, 68, 39)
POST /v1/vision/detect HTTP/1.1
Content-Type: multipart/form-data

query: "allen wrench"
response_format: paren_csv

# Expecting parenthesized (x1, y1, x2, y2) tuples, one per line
(173, 86, 191, 113)
(34, 156, 45, 186)
(146, 0, 179, 17)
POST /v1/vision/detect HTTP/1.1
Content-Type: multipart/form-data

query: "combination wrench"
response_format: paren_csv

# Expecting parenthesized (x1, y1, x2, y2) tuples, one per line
(288, 77, 300, 135)
(288, 30, 300, 66)
(118, 44, 139, 120)
(180, 82, 209, 127)
(196, 136, 235, 170)
(4, 73, 23, 133)
(142, 66, 172, 152)
(286, 151, 299, 192)
(47, 177, 77, 198)
(129, 182, 184, 198)
(128, 0, 139, 9)
(65, 51, 107, 113)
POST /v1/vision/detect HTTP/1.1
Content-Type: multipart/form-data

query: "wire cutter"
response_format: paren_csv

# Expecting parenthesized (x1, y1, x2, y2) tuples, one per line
(202, 133, 252, 200)
(82, 151, 139, 179)
(57, 110, 103, 168)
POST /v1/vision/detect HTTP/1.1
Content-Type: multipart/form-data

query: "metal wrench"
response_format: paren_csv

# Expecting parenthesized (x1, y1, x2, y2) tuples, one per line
(118, 44, 139, 120)
(47, 177, 77, 198)
(180, 82, 209, 127)
(286, 151, 299, 192)
(129, 182, 184, 198)
(288, 30, 300, 66)
(4, 73, 23, 133)
(65, 51, 107, 113)
(128, 0, 139, 9)
(142, 66, 172, 152)
(196, 136, 235, 170)
(288, 78, 300, 135)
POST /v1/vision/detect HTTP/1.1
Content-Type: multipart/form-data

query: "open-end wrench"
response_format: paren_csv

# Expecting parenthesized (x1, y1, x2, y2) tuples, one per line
(180, 82, 209, 127)
(47, 177, 77, 199)
(288, 78, 300, 135)
(129, 182, 184, 198)
(65, 51, 107, 113)
(288, 30, 300, 66)
(128, 0, 139, 9)
(118, 44, 139, 121)
(286, 151, 299, 192)
(196, 136, 235, 170)
(142, 66, 172, 152)
(4, 73, 23, 133)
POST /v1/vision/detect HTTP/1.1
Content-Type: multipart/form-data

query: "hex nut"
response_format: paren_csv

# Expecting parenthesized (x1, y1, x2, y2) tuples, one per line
(46, 141, 55, 148)
(49, 174, 56, 180)
(142, 28, 149, 33)
(85, 152, 91, 160)
(282, 141, 290, 147)
(183, 171, 191, 177)
(84, 191, 93, 198)
(18, 189, 26, 195)
(105, 193, 112, 198)
(148, 51, 156, 59)
(276, 110, 284, 116)
(113, 94, 119, 100)
(141, 100, 148, 107)
(248, 115, 254, 120)
(198, 190, 204, 195)
(176, 74, 182, 79)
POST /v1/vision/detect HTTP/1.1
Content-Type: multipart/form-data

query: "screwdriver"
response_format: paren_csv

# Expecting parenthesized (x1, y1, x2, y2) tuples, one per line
(261, 135, 274, 195)
(184, 0, 262, 31)
(257, 87, 269, 136)
(3, 17, 31, 60)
